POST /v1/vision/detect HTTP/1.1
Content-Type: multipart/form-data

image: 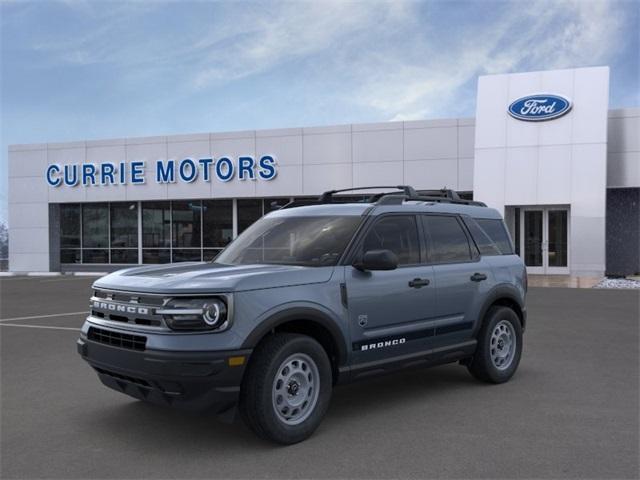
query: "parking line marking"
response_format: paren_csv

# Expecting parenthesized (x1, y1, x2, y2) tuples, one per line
(0, 323, 79, 331)
(39, 277, 96, 283)
(0, 311, 87, 323)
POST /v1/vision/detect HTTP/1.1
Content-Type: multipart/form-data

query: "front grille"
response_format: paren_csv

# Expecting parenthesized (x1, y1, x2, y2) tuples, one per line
(90, 288, 167, 329)
(88, 326, 147, 351)
(93, 289, 165, 306)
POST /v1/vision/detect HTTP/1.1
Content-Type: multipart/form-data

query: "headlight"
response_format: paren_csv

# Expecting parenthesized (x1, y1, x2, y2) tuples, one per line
(158, 297, 229, 331)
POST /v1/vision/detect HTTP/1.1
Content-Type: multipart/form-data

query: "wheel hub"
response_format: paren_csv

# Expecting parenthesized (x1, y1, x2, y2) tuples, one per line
(490, 320, 516, 371)
(272, 353, 320, 426)
(287, 381, 300, 396)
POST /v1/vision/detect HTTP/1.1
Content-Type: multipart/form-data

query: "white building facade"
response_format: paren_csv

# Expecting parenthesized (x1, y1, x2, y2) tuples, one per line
(8, 66, 640, 276)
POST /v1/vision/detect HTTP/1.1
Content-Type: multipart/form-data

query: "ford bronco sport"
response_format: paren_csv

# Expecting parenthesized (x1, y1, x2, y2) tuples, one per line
(77, 186, 527, 444)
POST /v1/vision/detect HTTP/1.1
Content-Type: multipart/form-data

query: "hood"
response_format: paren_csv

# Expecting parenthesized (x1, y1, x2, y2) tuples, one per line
(92, 262, 335, 294)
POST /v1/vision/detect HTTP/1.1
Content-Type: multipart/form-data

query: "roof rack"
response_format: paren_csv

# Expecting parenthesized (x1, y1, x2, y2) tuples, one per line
(375, 193, 486, 207)
(318, 185, 418, 203)
(417, 189, 463, 200)
(373, 188, 487, 207)
(280, 185, 486, 209)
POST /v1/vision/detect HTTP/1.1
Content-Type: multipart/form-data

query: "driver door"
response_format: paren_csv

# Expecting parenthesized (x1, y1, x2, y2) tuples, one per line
(346, 214, 436, 363)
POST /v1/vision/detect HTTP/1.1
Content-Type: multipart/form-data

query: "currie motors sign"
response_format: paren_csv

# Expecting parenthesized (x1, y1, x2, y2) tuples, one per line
(45, 155, 277, 187)
(508, 94, 572, 121)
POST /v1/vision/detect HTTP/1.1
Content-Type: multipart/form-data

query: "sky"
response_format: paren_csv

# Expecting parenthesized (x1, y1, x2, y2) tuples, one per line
(1, 0, 639, 224)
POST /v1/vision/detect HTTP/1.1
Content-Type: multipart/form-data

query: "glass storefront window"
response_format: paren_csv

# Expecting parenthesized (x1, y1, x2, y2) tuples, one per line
(60, 249, 81, 264)
(203, 200, 233, 248)
(111, 249, 138, 264)
(172, 201, 202, 248)
(263, 197, 291, 213)
(172, 249, 202, 262)
(203, 249, 222, 261)
(60, 204, 81, 248)
(143, 249, 170, 264)
(237, 199, 263, 234)
(59, 197, 320, 265)
(142, 202, 171, 248)
(82, 249, 109, 264)
(60, 204, 81, 264)
(111, 203, 138, 248)
(82, 204, 109, 251)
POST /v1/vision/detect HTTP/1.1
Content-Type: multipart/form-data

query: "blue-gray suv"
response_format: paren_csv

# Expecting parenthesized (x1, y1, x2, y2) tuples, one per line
(77, 186, 527, 444)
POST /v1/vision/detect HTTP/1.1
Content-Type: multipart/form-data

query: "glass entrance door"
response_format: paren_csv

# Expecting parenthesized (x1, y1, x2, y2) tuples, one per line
(519, 207, 569, 274)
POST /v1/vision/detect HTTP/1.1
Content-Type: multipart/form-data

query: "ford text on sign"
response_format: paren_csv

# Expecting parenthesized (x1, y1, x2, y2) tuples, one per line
(508, 94, 572, 121)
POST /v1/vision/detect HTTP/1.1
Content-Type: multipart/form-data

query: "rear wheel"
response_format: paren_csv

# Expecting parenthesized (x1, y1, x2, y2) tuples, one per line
(239, 333, 332, 444)
(467, 306, 522, 383)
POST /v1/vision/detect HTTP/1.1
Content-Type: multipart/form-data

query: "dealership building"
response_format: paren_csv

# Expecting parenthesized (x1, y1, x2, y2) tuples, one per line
(7, 66, 640, 277)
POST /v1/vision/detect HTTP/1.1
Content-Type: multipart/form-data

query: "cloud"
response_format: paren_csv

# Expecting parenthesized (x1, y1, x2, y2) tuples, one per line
(190, 1, 412, 89)
(349, 0, 626, 120)
(20, 1, 411, 84)
(5, 0, 633, 121)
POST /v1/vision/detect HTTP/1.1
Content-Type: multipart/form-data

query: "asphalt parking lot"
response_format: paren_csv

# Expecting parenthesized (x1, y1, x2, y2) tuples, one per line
(1, 276, 638, 479)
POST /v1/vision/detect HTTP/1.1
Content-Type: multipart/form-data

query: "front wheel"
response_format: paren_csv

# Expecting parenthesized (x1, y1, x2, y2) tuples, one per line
(239, 333, 332, 444)
(467, 306, 523, 383)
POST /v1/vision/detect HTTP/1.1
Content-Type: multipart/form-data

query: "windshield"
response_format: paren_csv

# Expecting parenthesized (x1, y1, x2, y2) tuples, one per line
(215, 215, 362, 267)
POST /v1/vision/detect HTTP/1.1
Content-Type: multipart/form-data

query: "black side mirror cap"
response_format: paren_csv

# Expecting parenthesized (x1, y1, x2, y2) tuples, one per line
(353, 249, 399, 271)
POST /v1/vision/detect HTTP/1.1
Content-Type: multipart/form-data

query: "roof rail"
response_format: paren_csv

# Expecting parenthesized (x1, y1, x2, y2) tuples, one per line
(376, 194, 486, 207)
(368, 187, 485, 206)
(318, 185, 417, 203)
(279, 185, 486, 209)
(416, 189, 462, 200)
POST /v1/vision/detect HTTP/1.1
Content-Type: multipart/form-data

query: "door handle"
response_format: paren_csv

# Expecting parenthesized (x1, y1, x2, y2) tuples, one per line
(470, 272, 487, 282)
(409, 278, 430, 288)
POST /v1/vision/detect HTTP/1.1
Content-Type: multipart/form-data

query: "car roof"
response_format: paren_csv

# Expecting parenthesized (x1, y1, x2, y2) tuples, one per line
(267, 201, 503, 220)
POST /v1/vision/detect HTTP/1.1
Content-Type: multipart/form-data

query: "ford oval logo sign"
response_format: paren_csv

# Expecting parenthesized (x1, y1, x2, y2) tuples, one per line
(508, 94, 572, 121)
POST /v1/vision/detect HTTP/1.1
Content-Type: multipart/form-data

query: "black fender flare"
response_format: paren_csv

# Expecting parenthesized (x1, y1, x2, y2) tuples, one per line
(241, 306, 349, 367)
(474, 284, 526, 335)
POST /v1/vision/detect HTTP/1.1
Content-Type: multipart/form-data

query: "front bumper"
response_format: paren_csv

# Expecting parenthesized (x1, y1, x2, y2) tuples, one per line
(77, 333, 251, 413)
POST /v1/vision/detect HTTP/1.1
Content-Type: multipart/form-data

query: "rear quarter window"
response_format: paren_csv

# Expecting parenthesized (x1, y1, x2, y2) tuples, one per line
(473, 218, 514, 255)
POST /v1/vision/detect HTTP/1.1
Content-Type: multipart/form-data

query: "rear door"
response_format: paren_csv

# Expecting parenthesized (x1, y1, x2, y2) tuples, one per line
(345, 214, 437, 363)
(421, 214, 492, 346)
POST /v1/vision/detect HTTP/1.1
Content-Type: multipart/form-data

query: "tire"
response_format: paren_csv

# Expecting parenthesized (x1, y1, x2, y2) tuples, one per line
(467, 306, 523, 384)
(239, 333, 332, 444)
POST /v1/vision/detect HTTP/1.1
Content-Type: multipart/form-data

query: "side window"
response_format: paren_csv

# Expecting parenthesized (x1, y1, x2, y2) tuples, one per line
(464, 217, 502, 256)
(476, 218, 514, 254)
(361, 216, 420, 265)
(423, 215, 472, 263)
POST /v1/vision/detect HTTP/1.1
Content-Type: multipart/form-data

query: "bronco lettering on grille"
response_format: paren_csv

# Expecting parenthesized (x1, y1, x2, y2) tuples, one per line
(91, 300, 149, 315)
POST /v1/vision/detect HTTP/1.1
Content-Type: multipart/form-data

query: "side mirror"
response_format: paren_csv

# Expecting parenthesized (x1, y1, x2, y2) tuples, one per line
(353, 249, 398, 271)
